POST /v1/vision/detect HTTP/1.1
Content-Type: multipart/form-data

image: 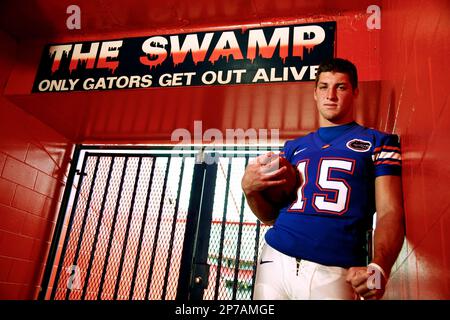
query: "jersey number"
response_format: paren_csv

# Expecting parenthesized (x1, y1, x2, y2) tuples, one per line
(289, 158, 355, 215)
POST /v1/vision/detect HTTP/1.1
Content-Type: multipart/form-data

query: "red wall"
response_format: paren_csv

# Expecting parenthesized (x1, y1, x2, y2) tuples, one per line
(0, 30, 73, 299)
(379, 0, 450, 299)
(0, 0, 449, 300)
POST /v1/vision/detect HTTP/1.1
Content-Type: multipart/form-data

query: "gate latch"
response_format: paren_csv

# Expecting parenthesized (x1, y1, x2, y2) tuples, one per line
(191, 263, 210, 289)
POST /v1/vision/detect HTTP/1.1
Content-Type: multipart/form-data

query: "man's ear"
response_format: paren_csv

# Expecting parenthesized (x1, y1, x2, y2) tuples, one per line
(314, 87, 318, 101)
(353, 87, 359, 98)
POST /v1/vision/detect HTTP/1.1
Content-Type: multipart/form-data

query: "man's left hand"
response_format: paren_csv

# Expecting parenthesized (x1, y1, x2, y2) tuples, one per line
(346, 265, 387, 300)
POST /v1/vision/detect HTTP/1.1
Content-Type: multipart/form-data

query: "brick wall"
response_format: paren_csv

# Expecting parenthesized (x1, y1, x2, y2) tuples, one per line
(0, 30, 73, 299)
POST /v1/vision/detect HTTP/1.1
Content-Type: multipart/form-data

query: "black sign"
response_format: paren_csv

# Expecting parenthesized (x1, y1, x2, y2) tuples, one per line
(32, 21, 335, 92)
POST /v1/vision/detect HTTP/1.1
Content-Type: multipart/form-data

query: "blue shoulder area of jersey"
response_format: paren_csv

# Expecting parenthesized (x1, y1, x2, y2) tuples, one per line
(282, 133, 312, 161)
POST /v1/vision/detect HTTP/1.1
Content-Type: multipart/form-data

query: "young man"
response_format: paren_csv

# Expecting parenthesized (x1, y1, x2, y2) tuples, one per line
(241, 58, 405, 300)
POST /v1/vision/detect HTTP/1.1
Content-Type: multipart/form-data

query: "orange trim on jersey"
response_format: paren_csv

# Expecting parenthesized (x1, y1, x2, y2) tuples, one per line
(373, 145, 401, 153)
(374, 160, 402, 166)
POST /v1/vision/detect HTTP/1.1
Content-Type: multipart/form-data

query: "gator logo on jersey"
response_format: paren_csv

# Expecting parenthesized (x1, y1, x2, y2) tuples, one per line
(346, 139, 372, 152)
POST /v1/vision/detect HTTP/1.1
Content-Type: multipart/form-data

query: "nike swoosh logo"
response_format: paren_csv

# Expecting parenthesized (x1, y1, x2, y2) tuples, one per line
(293, 147, 307, 156)
(260, 260, 274, 265)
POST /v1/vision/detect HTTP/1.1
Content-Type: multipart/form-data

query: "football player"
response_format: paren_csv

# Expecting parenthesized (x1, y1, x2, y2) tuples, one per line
(241, 58, 405, 300)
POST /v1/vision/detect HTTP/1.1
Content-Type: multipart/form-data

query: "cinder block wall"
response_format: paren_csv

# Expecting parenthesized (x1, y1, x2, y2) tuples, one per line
(0, 30, 73, 299)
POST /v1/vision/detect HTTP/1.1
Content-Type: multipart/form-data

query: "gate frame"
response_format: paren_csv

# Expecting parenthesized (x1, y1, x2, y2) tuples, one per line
(38, 145, 280, 300)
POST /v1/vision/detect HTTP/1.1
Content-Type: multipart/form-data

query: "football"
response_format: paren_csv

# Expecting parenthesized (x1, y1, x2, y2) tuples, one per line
(261, 156, 300, 208)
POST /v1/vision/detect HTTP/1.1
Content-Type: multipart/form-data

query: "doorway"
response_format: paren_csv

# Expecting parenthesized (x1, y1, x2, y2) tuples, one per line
(40, 145, 278, 300)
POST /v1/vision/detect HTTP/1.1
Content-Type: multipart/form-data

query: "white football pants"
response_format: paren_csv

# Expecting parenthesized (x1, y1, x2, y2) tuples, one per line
(253, 243, 356, 300)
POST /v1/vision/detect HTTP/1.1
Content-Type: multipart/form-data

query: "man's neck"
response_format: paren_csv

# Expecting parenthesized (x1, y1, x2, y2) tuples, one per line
(319, 117, 355, 128)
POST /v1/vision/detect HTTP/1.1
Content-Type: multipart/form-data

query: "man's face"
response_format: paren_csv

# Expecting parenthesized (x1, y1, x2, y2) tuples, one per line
(314, 71, 358, 125)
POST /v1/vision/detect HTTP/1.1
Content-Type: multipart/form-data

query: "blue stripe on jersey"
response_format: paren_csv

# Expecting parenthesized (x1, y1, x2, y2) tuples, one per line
(265, 123, 402, 267)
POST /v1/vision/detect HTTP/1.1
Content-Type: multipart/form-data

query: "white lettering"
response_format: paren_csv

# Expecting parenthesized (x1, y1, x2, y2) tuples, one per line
(140, 36, 168, 68)
(201, 71, 217, 85)
(290, 66, 309, 80)
(170, 33, 214, 65)
(49, 45, 72, 73)
(140, 74, 153, 87)
(70, 42, 99, 71)
(293, 26, 325, 58)
(115, 76, 129, 89)
(247, 27, 289, 61)
(83, 78, 95, 90)
(309, 65, 319, 80)
(97, 40, 123, 72)
(68, 78, 79, 90)
(252, 68, 269, 82)
(38, 79, 50, 91)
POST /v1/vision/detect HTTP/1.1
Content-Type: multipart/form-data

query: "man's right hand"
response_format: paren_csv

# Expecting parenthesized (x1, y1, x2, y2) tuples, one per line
(241, 152, 288, 196)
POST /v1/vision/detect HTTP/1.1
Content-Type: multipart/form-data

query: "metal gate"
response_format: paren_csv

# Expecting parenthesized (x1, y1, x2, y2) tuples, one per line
(39, 145, 278, 300)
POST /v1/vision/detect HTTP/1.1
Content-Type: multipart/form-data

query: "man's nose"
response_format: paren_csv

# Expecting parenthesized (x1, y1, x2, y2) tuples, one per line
(326, 87, 337, 100)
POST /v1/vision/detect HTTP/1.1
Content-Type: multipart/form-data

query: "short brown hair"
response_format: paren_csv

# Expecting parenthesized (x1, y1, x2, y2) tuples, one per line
(315, 58, 358, 90)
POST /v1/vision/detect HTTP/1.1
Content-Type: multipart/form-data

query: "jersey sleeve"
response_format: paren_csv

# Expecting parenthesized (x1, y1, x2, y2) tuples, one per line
(280, 140, 293, 161)
(372, 134, 402, 177)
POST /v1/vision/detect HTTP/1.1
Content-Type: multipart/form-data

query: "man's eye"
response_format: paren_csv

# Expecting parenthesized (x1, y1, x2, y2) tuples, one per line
(338, 86, 347, 90)
(319, 86, 327, 90)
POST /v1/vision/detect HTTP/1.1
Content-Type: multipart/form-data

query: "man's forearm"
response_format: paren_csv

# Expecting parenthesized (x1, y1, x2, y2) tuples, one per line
(372, 210, 405, 278)
(372, 175, 405, 279)
(245, 192, 279, 225)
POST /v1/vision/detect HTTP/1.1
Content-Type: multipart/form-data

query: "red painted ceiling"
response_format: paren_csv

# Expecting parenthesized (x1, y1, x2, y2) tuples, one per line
(1, 0, 380, 40)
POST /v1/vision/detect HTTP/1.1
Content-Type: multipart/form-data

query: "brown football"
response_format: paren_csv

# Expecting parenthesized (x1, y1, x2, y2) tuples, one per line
(261, 157, 300, 208)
